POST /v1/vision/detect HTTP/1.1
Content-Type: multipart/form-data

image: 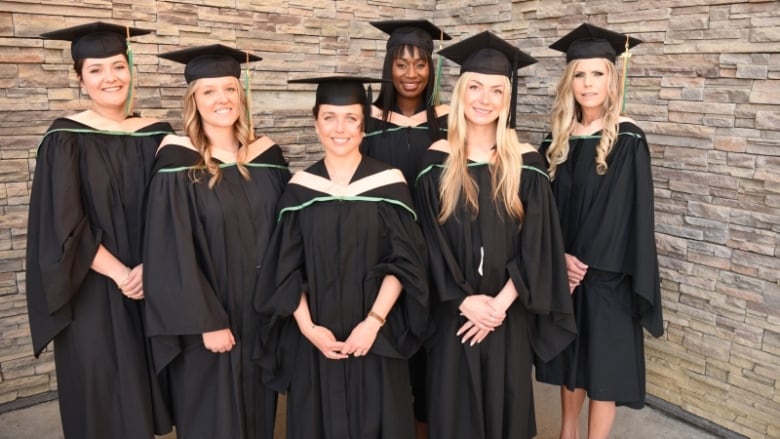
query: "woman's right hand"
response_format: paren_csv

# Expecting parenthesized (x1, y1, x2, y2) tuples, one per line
(202, 328, 236, 353)
(565, 253, 588, 294)
(301, 324, 348, 360)
(458, 295, 505, 331)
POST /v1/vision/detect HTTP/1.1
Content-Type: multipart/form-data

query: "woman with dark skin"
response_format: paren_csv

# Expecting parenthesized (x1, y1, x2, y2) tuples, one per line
(535, 23, 664, 439)
(416, 31, 576, 439)
(258, 76, 429, 439)
(26, 21, 173, 439)
(363, 21, 450, 436)
(143, 45, 290, 439)
(363, 19, 451, 189)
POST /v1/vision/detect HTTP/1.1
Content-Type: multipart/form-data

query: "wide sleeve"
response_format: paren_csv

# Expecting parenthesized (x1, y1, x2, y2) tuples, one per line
(631, 137, 664, 337)
(507, 168, 577, 362)
(143, 164, 230, 373)
(25, 131, 102, 356)
(414, 169, 475, 304)
(368, 202, 430, 359)
(254, 210, 307, 392)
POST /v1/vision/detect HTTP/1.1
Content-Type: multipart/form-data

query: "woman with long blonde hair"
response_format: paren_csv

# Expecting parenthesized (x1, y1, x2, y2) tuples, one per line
(415, 31, 575, 439)
(535, 23, 664, 439)
(143, 44, 290, 439)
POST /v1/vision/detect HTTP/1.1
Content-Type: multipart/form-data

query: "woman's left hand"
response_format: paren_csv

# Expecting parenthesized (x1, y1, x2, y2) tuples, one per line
(119, 264, 144, 300)
(341, 318, 382, 357)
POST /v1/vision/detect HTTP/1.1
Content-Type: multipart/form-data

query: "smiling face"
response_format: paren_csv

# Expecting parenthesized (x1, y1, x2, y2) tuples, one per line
(314, 103, 364, 159)
(391, 45, 430, 103)
(571, 58, 610, 113)
(193, 76, 241, 129)
(461, 72, 507, 127)
(79, 54, 131, 111)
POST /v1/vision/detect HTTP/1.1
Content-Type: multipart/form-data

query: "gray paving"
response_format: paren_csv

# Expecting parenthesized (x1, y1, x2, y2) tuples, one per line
(0, 380, 719, 438)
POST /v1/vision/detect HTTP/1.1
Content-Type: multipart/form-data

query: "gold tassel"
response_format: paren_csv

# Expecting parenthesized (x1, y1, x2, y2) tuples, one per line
(619, 35, 632, 115)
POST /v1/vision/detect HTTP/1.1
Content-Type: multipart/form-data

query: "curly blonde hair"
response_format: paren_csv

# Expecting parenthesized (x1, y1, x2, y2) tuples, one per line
(183, 76, 252, 188)
(438, 72, 524, 224)
(545, 58, 621, 180)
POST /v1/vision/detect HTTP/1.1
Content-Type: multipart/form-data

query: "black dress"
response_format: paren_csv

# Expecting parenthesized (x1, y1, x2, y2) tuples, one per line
(415, 149, 576, 439)
(25, 117, 174, 439)
(535, 121, 664, 408)
(143, 140, 290, 439)
(257, 156, 429, 439)
(362, 104, 448, 189)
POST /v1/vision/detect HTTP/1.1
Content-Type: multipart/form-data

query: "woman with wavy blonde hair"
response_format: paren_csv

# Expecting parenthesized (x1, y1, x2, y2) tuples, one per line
(143, 44, 290, 439)
(535, 23, 664, 439)
(415, 31, 575, 439)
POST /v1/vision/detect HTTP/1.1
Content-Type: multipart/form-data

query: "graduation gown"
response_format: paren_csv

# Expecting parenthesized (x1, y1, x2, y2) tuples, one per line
(361, 103, 447, 421)
(535, 121, 663, 409)
(415, 149, 576, 439)
(143, 140, 290, 439)
(257, 156, 429, 439)
(25, 117, 174, 439)
(361, 104, 448, 189)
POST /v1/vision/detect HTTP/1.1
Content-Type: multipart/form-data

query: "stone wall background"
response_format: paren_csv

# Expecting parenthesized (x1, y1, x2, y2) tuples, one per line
(0, 1, 778, 437)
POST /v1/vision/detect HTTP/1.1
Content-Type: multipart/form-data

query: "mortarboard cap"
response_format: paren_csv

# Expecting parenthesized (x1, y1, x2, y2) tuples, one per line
(371, 19, 451, 54)
(438, 30, 537, 78)
(288, 76, 386, 107)
(439, 31, 537, 128)
(158, 44, 261, 84)
(40, 21, 151, 61)
(549, 23, 642, 63)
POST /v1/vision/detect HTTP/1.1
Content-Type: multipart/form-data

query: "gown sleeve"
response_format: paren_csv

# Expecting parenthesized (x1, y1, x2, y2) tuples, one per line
(367, 202, 430, 358)
(143, 149, 230, 373)
(506, 166, 577, 362)
(630, 137, 664, 336)
(26, 130, 102, 356)
(254, 209, 307, 392)
(414, 168, 476, 304)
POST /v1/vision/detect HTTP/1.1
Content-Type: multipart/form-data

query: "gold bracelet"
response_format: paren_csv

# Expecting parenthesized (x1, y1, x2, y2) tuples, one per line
(367, 310, 385, 327)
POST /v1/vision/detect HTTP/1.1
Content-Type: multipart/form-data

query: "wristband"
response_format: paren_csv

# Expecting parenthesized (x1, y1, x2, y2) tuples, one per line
(367, 310, 385, 327)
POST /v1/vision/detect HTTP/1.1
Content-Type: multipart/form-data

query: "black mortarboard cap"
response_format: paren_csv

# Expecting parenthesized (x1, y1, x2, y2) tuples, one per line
(371, 19, 451, 53)
(288, 76, 387, 123)
(439, 31, 537, 128)
(40, 21, 151, 61)
(288, 76, 386, 106)
(438, 30, 537, 78)
(549, 23, 642, 63)
(158, 44, 262, 84)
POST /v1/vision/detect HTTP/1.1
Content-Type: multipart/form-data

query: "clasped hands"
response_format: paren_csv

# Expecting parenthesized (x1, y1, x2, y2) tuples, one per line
(302, 318, 382, 360)
(457, 294, 507, 346)
(115, 264, 144, 300)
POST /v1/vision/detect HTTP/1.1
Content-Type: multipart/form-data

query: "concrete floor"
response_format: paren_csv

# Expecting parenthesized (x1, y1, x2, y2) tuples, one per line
(0, 380, 719, 439)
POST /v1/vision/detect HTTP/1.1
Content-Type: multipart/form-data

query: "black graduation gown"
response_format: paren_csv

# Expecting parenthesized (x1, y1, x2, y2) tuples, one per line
(535, 121, 664, 409)
(143, 143, 290, 439)
(361, 103, 447, 421)
(25, 117, 174, 439)
(415, 149, 576, 439)
(361, 104, 448, 189)
(257, 156, 429, 439)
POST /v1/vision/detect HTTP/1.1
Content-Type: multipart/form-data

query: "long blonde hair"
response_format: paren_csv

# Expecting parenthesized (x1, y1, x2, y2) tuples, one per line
(546, 58, 621, 179)
(183, 76, 252, 188)
(438, 72, 524, 224)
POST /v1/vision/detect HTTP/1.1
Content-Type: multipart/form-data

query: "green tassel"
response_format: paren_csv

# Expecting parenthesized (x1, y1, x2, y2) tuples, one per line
(429, 54, 443, 107)
(125, 39, 134, 117)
